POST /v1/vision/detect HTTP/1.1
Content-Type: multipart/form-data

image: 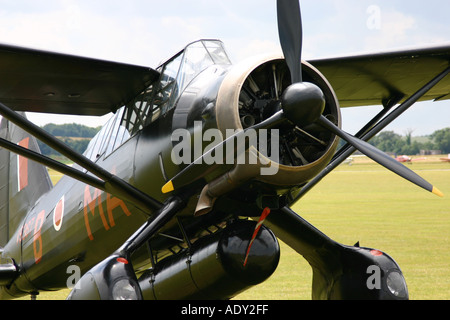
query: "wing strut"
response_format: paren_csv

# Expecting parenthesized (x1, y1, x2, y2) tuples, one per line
(0, 136, 105, 191)
(332, 95, 402, 161)
(118, 196, 186, 257)
(0, 103, 162, 213)
(289, 66, 450, 205)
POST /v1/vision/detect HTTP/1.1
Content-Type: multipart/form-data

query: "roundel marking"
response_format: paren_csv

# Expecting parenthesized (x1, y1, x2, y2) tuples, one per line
(53, 195, 65, 231)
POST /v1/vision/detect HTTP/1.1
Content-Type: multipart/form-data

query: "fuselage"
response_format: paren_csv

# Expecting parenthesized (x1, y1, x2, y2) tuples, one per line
(2, 40, 234, 296)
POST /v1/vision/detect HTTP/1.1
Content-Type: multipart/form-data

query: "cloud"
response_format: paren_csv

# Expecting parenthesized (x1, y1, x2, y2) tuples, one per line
(363, 9, 418, 51)
(0, 9, 70, 51)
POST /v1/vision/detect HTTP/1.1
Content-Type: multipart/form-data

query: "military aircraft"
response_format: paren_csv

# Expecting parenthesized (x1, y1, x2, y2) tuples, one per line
(0, 0, 448, 300)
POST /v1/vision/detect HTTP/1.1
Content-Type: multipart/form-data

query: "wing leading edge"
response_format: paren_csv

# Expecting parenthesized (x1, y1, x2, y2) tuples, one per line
(1, 42, 449, 115)
(0, 44, 160, 116)
(309, 44, 450, 108)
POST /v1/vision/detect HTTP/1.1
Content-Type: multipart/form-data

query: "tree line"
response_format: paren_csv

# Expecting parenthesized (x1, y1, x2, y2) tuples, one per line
(37, 123, 450, 157)
(367, 127, 450, 155)
(42, 123, 101, 138)
(38, 123, 101, 156)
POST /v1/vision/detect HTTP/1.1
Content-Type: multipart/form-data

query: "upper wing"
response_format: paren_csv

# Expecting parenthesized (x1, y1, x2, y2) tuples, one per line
(0, 43, 160, 116)
(308, 44, 450, 108)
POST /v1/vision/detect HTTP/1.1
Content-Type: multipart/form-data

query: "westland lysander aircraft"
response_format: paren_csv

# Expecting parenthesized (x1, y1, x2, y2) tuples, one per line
(0, 0, 448, 300)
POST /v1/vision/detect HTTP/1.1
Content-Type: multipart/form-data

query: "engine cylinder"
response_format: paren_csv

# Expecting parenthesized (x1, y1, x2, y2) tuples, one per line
(138, 220, 280, 300)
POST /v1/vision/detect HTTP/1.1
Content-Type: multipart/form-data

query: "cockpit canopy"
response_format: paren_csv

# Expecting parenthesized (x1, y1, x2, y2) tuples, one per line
(83, 40, 232, 162)
(156, 40, 232, 114)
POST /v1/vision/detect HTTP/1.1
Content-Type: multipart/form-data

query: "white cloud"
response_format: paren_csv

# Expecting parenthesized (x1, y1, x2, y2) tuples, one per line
(227, 39, 281, 63)
(363, 10, 418, 51)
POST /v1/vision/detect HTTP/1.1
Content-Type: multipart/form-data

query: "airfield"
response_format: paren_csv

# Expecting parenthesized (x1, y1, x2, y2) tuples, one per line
(36, 155, 449, 300)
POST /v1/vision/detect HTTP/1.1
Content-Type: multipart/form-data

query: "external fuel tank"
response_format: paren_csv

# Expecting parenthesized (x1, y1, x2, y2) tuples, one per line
(139, 220, 280, 300)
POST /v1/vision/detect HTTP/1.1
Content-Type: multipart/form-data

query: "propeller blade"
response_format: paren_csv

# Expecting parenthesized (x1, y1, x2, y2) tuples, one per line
(277, 0, 303, 83)
(316, 115, 443, 197)
(162, 111, 286, 193)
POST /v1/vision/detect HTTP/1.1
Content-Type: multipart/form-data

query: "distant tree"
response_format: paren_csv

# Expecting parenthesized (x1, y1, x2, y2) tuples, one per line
(404, 128, 415, 147)
(369, 131, 404, 154)
(367, 128, 450, 155)
(431, 128, 450, 153)
(41, 123, 100, 138)
(37, 123, 100, 156)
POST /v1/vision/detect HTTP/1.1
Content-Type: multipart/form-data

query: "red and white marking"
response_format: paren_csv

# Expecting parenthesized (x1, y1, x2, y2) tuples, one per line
(243, 207, 271, 267)
(53, 196, 65, 231)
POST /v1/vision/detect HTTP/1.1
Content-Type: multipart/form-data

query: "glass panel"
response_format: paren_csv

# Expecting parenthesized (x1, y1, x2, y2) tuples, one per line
(159, 54, 183, 113)
(113, 109, 131, 151)
(104, 111, 120, 155)
(177, 42, 214, 93)
(84, 116, 115, 161)
(204, 40, 232, 65)
(106, 108, 127, 154)
(96, 115, 115, 157)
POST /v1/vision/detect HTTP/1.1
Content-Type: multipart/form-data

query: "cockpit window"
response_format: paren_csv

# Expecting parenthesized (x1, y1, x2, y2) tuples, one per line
(177, 40, 231, 94)
(177, 42, 215, 94)
(148, 40, 231, 120)
(118, 40, 231, 137)
(151, 40, 231, 117)
(157, 53, 183, 114)
(203, 41, 232, 65)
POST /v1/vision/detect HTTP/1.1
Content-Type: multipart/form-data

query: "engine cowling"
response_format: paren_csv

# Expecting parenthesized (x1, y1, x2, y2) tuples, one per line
(215, 54, 341, 187)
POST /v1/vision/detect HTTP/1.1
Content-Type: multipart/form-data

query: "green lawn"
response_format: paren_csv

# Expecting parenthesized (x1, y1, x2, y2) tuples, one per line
(32, 159, 450, 300)
(237, 160, 450, 300)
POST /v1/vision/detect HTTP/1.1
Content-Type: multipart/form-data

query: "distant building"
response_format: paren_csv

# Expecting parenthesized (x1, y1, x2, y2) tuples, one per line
(420, 150, 442, 156)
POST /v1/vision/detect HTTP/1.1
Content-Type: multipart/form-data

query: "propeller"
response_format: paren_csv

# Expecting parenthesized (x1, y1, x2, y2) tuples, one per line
(162, 0, 443, 198)
(274, 0, 442, 198)
(277, 0, 303, 83)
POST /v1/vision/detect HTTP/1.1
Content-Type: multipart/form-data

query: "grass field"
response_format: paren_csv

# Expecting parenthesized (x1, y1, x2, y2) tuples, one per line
(237, 155, 450, 300)
(36, 156, 449, 300)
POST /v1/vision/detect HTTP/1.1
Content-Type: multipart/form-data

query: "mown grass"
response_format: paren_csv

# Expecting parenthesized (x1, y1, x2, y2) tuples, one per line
(237, 158, 450, 300)
(31, 158, 450, 300)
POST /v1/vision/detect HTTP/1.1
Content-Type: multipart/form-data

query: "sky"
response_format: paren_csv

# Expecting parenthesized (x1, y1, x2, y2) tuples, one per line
(0, 0, 449, 136)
